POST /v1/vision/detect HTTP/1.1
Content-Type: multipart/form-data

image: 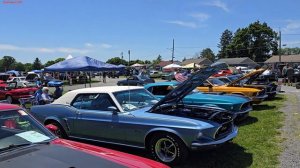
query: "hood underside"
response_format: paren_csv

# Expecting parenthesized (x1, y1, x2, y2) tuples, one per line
(150, 62, 228, 112)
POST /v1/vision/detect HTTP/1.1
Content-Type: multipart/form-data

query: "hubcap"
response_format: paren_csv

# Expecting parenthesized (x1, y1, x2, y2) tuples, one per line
(155, 138, 177, 162)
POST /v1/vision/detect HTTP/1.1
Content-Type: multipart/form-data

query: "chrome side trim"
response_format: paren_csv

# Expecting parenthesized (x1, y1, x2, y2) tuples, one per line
(68, 136, 145, 149)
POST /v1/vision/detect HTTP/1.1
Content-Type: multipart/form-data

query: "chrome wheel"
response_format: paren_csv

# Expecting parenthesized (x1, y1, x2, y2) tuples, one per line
(155, 138, 177, 163)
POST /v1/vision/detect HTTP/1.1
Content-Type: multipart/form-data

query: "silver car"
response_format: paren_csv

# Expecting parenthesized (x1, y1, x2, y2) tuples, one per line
(30, 62, 238, 165)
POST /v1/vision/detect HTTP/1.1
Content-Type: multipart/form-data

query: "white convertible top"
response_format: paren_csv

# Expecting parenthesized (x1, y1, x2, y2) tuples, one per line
(53, 86, 143, 105)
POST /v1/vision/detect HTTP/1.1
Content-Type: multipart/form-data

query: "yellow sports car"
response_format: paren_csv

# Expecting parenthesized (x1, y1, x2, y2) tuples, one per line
(197, 78, 268, 104)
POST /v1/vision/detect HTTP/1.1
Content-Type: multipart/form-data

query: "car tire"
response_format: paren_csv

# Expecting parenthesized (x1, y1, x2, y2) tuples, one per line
(6, 95, 13, 104)
(48, 121, 68, 139)
(149, 133, 188, 165)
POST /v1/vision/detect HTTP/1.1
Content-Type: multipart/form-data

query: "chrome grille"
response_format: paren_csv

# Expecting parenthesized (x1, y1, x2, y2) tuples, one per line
(215, 122, 233, 140)
(240, 102, 251, 111)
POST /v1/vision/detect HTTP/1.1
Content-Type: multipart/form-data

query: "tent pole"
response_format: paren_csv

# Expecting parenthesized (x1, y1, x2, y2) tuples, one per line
(84, 72, 87, 88)
(89, 71, 92, 88)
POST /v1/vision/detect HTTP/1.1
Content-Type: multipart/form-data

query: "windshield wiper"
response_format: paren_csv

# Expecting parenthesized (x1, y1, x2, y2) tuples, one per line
(0, 140, 52, 152)
(0, 143, 33, 152)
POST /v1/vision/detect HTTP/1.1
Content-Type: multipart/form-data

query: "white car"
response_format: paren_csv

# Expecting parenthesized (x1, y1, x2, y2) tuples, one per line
(7, 77, 26, 83)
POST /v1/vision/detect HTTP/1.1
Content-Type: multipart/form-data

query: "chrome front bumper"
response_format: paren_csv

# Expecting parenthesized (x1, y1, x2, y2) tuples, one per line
(191, 126, 238, 150)
(252, 94, 268, 103)
(235, 106, 252, 115)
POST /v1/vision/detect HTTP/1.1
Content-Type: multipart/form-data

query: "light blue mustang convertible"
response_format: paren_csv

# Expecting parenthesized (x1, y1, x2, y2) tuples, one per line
(144, 81, 252, 119)
(30, 63, 238, 165)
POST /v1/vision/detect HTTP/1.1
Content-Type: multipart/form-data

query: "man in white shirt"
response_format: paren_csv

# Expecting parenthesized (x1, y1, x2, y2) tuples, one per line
(41, 87, 53, 104)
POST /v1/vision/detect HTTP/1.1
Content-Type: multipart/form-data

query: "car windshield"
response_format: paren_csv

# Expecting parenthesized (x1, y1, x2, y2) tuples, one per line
(208, 78, 226, 86)
(113, 89, 158, 111)
(0, 109, 55, 152)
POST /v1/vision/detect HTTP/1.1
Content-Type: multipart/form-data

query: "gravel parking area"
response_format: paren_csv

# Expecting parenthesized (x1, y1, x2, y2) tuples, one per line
(279, 86, 300, 168)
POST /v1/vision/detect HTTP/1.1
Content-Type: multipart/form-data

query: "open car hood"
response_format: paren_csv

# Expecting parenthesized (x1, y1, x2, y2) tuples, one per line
(227, 65, 268, 86)
(149, 62, 228, 112)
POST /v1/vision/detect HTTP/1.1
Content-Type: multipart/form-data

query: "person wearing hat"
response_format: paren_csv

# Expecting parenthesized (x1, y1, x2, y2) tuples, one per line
(40, 87, 53, 104)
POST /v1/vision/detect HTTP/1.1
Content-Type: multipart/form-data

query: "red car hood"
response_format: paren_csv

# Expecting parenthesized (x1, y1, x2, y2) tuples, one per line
(51, 138, 169, 168)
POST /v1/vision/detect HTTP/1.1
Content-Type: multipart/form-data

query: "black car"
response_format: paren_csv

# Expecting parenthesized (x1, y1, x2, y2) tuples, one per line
(117, 75, 155, 86)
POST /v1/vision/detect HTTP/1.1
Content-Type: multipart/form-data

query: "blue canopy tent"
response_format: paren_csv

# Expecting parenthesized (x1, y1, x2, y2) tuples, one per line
(44, 56, 122, 72)
(44, 56, 124, 87)
(6, 70, 20, 76)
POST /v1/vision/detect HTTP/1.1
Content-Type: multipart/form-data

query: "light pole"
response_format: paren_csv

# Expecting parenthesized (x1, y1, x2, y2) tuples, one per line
(279, 30, 282, 63)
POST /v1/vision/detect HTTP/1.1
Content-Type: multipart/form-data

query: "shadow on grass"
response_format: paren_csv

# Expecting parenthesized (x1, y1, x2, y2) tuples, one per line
(236, 116, 258, 127)
(176, 142, 253, 168)
(73, 139, 252, 168)
(253, 104, 276, 111)
(265, 96, 284, 101)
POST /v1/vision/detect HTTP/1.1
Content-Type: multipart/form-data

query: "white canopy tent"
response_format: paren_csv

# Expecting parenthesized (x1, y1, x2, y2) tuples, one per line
(66, 54, 73, 60)
(163, 63, 182, 69)
(131, 63, 145, 67)
(182, 63, 201, 69)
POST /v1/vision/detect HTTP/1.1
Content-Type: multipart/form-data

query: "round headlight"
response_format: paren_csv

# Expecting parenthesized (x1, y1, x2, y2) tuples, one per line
(197, 132, 203, 139)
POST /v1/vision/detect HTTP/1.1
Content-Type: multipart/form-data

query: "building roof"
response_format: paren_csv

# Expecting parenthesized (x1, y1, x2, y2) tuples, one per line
(265, 55, 300, 63)
(217, 57, 258, 66)
(157, 61, 181, 67)
(181, 58, 212, 66)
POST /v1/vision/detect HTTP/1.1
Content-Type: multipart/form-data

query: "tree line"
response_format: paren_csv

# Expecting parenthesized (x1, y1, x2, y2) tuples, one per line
(198, 21, 282, 63)
(0, 56, 65, 72)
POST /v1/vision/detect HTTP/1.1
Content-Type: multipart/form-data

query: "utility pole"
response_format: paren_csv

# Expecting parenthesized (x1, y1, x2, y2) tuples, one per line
(128, 50, 131, 66)
(279, 30, 282, 63)
(171, 38, 175, 63)
(121, 52, 123, 59)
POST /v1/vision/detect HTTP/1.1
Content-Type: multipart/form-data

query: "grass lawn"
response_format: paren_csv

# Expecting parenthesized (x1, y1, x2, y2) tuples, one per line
(177, 94, 286, 168)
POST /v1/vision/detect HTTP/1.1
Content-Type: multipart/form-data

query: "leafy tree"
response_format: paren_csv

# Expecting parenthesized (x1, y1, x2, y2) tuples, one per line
(182, 57, 186, 62)
(200, 48, 216, 62)
(44, 60, 55, 67)
(280, 47, 300, 55)
(0, 59, 4, 72)
(44, 58, 65, 67)
(32, 58, 43, 70)
(2, 56, 16, 71)
(227, 21, 278, 62)
(106, 57, 128, 65)
(217, 29, 233, 59)
(14, 62, 25, 71)
(152, 55, 162, 65)
(24, 63, 33, 72)
(144, 60, 152, 64)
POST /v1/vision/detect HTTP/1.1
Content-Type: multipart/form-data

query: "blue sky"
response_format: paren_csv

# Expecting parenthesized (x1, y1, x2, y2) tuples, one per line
(0, 0, 300, 63)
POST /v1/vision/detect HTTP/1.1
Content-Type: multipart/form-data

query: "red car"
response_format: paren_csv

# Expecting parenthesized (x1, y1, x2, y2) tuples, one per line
(0, 82, 38, 104)
(212, 69, 232, 77)
(0, 104, 169, 168)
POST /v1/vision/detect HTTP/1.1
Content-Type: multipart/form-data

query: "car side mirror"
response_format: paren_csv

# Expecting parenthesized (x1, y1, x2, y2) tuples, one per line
(45, 124, 58, 133)
(108, 106, 118, 114)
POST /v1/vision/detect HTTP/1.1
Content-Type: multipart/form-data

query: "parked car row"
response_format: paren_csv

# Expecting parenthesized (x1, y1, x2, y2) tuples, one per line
(1, 63, 279, 167)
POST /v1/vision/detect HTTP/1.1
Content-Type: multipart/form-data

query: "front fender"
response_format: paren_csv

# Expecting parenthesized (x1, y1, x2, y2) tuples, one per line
(145, 127, 188, 147)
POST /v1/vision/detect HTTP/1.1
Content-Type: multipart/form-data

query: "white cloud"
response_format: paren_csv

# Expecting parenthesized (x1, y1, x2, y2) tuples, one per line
(84, 43, 94, 47)
(190, 13, 210, 21)
(165, 20, 198, 28)
(100, 43, 112, 49)
(0, 44, 90, 54)
(282, 20, 300, 33)
(204, 0, 229, 12)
